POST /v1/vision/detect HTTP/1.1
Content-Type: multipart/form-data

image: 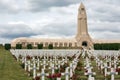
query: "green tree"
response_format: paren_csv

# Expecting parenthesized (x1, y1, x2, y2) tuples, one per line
(27, 44, 32, 49)
(0, 44, 3, 49)
(94, 43, 120, 50)
(48, 44, 53, 49)
(4, 43, 11, 50)
(16, 44, 22, 49)
(37, 44, 43, 49)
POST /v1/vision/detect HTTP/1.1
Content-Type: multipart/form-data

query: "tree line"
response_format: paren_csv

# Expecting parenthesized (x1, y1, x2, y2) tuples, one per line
(4, 43, 120, 50)
(94, 43, 120, 50)
(4, 44, 53, 50)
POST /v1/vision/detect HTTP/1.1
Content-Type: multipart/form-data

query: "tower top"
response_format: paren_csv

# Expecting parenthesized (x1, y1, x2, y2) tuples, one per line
(79, 2, 85, 10)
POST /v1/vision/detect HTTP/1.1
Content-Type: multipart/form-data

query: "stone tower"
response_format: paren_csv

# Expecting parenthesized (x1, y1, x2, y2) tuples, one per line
(76, 3, 93, 49)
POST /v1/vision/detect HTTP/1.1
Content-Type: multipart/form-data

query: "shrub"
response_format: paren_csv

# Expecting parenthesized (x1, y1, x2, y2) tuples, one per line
(27, 44, 32, 49)
(16, 44, 22, 49)
(4, 43, 11, 50)
(0, 44, 3, 49)
(0, 44, 3, 46)
(35, 76, 40, 80)
(94, 43, 120, 50)
(37, 44, 43, 49)
(48, 44, 53, 49)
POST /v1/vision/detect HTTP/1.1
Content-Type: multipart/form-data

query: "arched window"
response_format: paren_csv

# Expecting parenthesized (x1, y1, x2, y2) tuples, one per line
(69, 43, 72, 47)
(55, 42, 58, 47)
(82, 41, 87, 47)
(64, 43, 67, 47)
(75, 42, 77, 47)
(59, 43, 63, 47)
(81, 8, 84, 11)
(45, 42, 48, 47)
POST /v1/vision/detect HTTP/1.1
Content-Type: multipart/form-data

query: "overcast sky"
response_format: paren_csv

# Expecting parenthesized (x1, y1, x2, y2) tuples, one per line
(0, 0, 120, 44)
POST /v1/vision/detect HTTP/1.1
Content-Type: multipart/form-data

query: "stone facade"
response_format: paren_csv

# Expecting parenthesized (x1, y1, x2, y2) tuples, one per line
(75, 3, 93, 49)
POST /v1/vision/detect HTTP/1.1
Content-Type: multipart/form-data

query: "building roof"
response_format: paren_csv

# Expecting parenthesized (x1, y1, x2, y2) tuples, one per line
(93, 39, 120, 44)
(11, 37, 77, 43)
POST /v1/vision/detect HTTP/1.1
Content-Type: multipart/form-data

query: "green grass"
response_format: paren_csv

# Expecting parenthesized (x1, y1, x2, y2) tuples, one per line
(0, 49, 31, 80)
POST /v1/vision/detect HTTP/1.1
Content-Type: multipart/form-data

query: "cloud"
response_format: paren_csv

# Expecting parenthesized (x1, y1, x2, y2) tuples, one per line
(39, 21, 76, 36)
(28, 4, 78, 37)
(0, 0, 21, 13)
(89, 21, 120, 32)
(0, 22, 36, 39)
(0, 38, 11, 44)
(90, 31, 120, 39)
(0, 0, 80, 13)
(0, 0, 120, 43)
(85, 0, 120, 23)
(25, 0, 80, 12)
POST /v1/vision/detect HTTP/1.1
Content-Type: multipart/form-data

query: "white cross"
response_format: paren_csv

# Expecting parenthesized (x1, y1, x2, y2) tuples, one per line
(112, 60, 118, 69)
(36, 58, 41, 70)
(24, 57, 28, 71)
(107, 68, 118, 80)
(61, 67, 70, 80)
(37, 69, 49, 80)
(32, 60, 39, 79)
(49, 64, 57, 74)
(27, 60, 31, 72)
(69, 63, 73, 78)
(103, 63, 110, 77)
(41, 60, 48, 69)
(84, 68, 96, 80)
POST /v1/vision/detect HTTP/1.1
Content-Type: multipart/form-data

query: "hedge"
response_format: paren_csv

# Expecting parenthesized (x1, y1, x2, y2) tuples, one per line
(94, 43, 120, 50)
(37, 44, 43, 49)
(4, 43, 11, 50)
(48, 44, 53, 49)
(16, 44, 22, 49)
(27, 44, 32, 49)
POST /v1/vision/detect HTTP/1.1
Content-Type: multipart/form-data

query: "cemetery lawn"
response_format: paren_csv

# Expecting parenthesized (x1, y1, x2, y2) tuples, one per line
(0, 49, 31, 80)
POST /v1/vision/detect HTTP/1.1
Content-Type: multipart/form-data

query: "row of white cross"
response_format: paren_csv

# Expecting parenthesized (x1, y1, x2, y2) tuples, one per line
(10, 49, 81, 80)
(10, 49, 81, 61)
(10, 49, 120, 80)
